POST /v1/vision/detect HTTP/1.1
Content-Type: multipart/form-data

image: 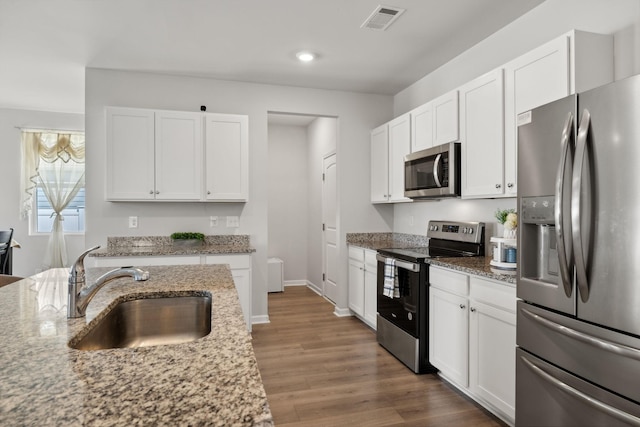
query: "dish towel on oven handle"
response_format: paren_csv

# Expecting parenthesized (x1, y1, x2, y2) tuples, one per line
(383, 258, 400, 298)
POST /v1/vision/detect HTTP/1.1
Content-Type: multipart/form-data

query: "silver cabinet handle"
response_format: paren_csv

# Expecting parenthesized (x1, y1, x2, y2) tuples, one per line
(520, 355, 640, 426)
(521, 308, 640, 361)
(155, 191, 159, 195)
(572, 109, 591, 302)
(507, 183, 514, 188)
(470, 307, 476, 312)
(459, 304, 465, 309)
(495, 184, 501, 189)
(555, 112, 575, 298)
(433, 153, 442, 188)
(207, 191, 211, 195)
(149, 190, 154, 195)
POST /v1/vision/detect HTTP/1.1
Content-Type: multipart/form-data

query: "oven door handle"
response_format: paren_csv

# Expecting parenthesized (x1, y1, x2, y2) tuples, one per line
(376, 254, 420, 272)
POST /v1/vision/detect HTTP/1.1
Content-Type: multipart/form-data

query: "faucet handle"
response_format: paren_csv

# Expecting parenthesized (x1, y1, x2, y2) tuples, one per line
(69, 245, 101, 282)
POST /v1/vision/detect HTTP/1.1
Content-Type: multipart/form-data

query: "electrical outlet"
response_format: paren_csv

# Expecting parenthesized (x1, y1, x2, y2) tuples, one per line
(226, 216, 239, 228)
(128, 216, 138, 228)
(210, 216, 218, 227)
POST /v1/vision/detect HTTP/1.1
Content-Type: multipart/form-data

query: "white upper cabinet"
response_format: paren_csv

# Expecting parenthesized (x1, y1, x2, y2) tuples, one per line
(410, 89, 458, 153)
(410, 101, 433, 152)
(460, 69, 505, 198)
(106, 107, 155, 200)
(370, 124, 389, 203)
(204, 114, 249, 201)
(387, 113, 412, 203)
(503, 30, 613, 197)
(433, 90, 459, 145)
(155, 111, 203, 200)
(106, 107, 249, 202)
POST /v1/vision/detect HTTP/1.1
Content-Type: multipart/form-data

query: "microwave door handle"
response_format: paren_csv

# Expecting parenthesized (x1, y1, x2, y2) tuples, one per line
(555, 112, 574, 297)
(572, 109, 591, 303)
(433, 153, 442, 187)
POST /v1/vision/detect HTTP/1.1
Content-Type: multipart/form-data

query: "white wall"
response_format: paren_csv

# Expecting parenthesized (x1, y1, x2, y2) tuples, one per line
(394, 0, 640, 116)
(267, 124, 309, 283)
(85, 68, 393, 322)
(307, 117, 337, 293)
(0, 108, 85, 277)
(392, 0, 640, 239)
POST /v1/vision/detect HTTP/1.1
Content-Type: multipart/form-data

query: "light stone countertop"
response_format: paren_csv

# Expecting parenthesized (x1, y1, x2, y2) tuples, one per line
(347, 232, 516, 285)
(0, 265, 272, 426)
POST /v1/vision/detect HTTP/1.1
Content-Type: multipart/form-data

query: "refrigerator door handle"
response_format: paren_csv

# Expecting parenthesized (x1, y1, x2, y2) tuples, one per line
(522, 308, 640, 361)
(555, 112, 574, 297)
(520, 355, 640, 426)
(433, 153, 443, 188)
(572, 109, 591, 303)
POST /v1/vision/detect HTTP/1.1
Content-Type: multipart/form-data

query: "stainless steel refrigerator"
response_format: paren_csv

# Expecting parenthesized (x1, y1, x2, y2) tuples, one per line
(516, 74, 640, 426)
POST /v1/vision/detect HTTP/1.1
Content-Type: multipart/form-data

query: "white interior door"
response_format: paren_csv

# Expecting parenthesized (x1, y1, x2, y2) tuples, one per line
(322, 153, 338, 303)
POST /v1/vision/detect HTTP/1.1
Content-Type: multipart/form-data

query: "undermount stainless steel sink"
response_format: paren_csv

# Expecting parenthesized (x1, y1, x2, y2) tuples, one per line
(69, 294, 212, 351)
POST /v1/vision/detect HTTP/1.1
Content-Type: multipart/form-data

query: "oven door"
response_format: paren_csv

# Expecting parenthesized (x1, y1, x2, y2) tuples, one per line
(376, 255, 421, 337)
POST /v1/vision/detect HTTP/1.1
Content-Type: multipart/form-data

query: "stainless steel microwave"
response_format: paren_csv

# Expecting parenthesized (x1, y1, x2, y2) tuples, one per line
(404, 142, 461, 199)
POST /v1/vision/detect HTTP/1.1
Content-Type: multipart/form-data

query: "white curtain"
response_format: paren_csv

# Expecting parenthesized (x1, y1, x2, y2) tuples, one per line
(20, 131, 85, 268)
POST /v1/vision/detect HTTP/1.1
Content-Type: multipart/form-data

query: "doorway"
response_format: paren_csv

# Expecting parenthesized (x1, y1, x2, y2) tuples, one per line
(267, 113, 338, 301)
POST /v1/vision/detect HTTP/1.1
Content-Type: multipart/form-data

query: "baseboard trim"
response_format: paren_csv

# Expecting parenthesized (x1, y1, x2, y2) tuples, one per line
(333, 307, 352, 317)
(283, 280, 308, 287)
(252, 315, 270, 325)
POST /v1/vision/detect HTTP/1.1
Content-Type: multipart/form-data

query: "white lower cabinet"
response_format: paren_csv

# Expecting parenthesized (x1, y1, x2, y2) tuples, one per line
(348, 246, 377, 329)
(90, 254, 252, 330)
(429, 266, 516, 425)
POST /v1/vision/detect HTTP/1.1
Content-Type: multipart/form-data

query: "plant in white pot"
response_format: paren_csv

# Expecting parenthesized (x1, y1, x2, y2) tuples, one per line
(495, 209, 517, 239)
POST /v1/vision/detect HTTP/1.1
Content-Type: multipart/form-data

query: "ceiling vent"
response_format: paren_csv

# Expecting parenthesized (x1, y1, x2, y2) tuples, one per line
(361, 5, 405, 31)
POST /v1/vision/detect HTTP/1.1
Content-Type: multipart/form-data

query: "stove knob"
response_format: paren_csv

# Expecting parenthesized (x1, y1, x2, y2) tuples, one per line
(468, 228, 474, 235)
(433, 225, 438, 231)
(462, 227, 468, 234)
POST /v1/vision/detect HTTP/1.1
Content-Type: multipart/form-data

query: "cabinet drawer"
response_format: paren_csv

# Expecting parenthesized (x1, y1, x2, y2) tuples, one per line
(470, 276, 516, 313)
(429, 267, 468, 296)
(348, 246, 365, 262)
(205, 254, 251, 269)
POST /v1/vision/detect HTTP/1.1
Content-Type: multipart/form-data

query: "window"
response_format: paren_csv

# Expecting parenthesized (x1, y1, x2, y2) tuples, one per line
(20, 131, 86, 235)
(33, 185, 86, 234)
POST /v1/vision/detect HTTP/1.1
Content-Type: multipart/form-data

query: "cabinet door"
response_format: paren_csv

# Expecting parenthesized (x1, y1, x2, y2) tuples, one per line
(410, 102, 434, 152)
(504, 36, 570, 197)
(460, 69, 505, 198)
(348, 256, 365, 317)
(204, 114, 249, 201)
(155, 111, 203, 200)
(387, 113, 411, 203)
(370, 124, 389, 203)
(363, 250, 378, 329)
(433, 90, 459, 145)
(106, 107, 155, 200)
(429, 286, 469, 387)
(469, 299, 516, 421)
(205, 254, 252, 330)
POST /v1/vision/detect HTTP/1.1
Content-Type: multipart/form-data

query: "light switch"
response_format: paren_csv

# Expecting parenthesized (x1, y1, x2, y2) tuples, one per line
(226, 216, 239, 228)
(128, 216, 138, 228)
(210, 216, 218, 227)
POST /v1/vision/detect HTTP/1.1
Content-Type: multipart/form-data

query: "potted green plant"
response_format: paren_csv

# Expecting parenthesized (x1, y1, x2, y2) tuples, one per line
(495, 208, 517, 239)
(170, 232, 205, 247)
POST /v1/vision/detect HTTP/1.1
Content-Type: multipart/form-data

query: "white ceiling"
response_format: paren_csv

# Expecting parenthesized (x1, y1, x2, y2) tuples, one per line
(0, 0, 544, 114)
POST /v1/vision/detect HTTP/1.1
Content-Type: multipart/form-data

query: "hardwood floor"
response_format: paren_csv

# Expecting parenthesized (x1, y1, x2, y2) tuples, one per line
(251, 286, 506, 426)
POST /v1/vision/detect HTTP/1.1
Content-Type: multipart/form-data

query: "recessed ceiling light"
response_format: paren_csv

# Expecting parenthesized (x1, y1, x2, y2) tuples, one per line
(296, 51, 316, 62)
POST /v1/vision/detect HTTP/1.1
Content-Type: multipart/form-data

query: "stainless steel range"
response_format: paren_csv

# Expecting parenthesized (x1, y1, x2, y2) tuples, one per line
(376, 220, 485, 373)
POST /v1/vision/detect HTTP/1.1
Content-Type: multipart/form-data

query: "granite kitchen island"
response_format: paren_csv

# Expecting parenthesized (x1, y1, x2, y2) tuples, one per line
(0, 264, 272, 426)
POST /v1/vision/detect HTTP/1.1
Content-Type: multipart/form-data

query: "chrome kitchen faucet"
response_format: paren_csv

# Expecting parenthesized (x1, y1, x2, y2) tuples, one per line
(67, 246, 150, 318)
